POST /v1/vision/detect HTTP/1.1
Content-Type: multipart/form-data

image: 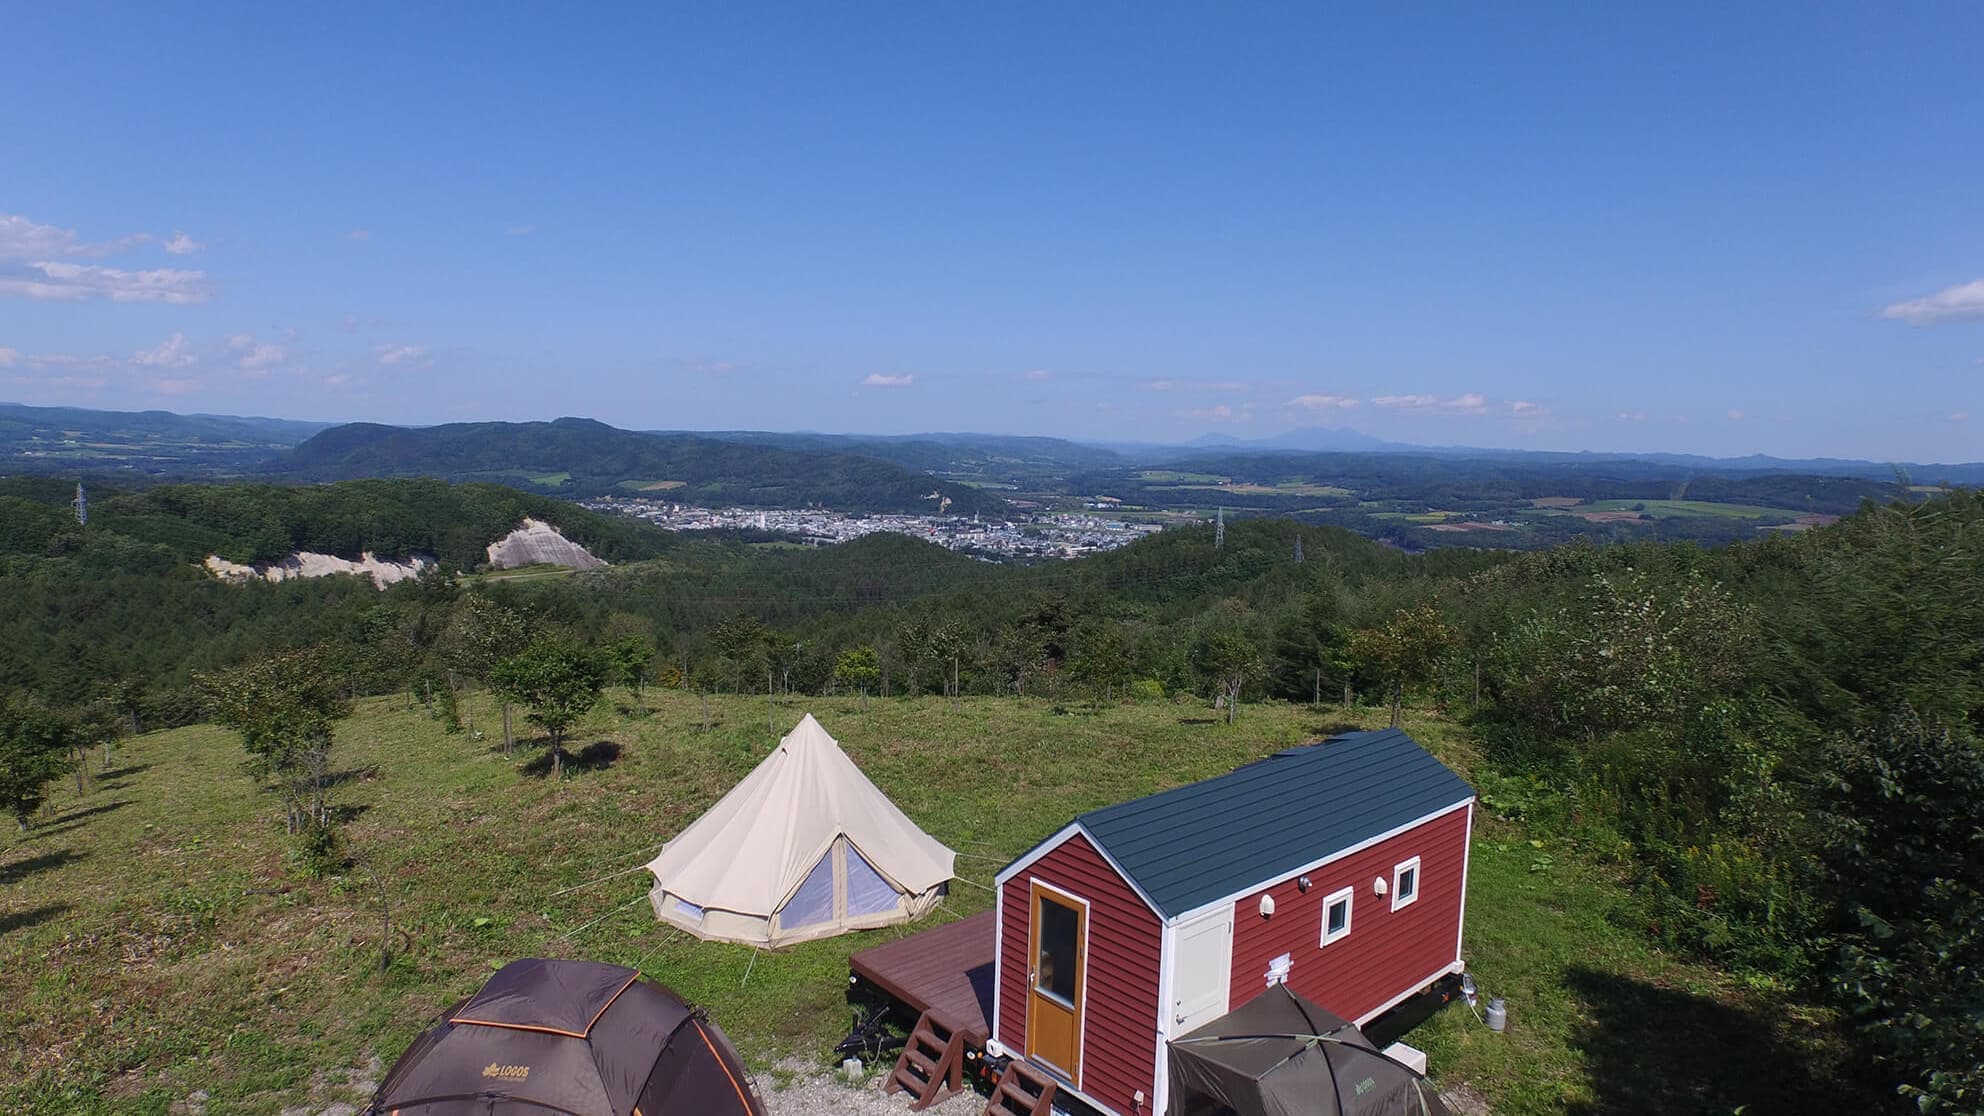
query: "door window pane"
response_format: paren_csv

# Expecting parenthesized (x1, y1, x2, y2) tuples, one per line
(1036, 896, 1079, 1002)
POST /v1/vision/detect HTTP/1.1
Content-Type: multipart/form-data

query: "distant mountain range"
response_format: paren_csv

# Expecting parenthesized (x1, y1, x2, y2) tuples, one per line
(282, 417, 1011, 514)
(1160, 424, 1984, 485)
(6, 401, 1983, 498)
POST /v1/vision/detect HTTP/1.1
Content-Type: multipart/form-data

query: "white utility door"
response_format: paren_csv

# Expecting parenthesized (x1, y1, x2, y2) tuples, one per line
(1170, 906, 1234, 1033)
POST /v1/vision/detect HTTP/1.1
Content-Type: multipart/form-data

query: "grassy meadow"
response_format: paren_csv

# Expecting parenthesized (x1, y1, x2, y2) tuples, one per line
(2, 691, 1877, 1115)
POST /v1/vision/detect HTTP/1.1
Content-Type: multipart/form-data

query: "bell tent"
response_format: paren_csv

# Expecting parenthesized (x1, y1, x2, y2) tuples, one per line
(1166, 983, 1449, 1116)
(644, 713, 955, 947)
(366, 957, 765, 1116)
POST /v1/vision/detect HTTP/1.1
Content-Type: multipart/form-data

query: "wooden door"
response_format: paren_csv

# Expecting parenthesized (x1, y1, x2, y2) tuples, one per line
(1025, 881, 1086, 1084)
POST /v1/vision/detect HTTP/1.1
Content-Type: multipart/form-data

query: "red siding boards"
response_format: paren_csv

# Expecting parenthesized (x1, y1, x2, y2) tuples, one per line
(1228, 802, 1471, 1024)
(997, 831, 1163, 1116)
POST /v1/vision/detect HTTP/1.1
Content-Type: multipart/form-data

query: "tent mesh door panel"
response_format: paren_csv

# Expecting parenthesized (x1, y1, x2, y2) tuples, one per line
(780, 849, 838, 929)
(844, 845, 901, 916)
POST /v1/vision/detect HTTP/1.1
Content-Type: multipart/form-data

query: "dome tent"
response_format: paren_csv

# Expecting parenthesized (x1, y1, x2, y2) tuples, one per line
(645, 713, 955, 947)
(366, 958, 764, 1116)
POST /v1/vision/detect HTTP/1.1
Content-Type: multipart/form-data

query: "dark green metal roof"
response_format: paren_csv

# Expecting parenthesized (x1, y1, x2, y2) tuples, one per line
(1077, 728, 1474, 919)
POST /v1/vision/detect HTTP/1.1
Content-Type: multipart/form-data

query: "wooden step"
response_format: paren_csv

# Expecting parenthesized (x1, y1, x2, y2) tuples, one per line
(981, 1058, 1058, 1116)
(885, 1009, 966, 1111)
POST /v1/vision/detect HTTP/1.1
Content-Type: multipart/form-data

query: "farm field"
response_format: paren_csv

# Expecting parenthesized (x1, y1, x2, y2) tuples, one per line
(1572, 499, 1788, 520)
(2, 693, 1879, 1116)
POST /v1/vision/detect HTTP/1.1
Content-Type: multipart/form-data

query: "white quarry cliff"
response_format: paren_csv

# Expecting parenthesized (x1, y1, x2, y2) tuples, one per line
(203, 551, 436, 588)
(485, 517, 606, 570)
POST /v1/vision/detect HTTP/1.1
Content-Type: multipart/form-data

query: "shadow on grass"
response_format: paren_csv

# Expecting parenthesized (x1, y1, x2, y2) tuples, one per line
(322, 765, 382, 790)
(36, 800, 130, 835)
(519, 740, 623, 778)
(92, 761, 155, 788)
(53, 800, 129, 824)
(1562, 966, 1891, 1115)
(1306, 720, 1368, 739)
(1177, 716, 1219, 726)
(1, 902, 70, 938)
(0, 848, 86, 886)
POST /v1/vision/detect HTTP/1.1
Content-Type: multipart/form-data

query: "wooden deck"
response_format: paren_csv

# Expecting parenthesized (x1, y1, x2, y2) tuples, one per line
(850, 910, 997, 1044)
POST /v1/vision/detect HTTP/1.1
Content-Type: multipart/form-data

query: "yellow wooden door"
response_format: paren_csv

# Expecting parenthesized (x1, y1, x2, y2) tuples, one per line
(1024, 881, 1085, 1084)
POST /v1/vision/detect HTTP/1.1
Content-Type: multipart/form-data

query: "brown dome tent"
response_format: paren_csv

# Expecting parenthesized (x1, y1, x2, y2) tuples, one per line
(366, 958, 766, 1116)
(1166, 984, 1448, 1116)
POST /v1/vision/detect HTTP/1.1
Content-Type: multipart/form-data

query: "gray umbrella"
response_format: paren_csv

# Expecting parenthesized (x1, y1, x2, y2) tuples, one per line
(1167, 984, 1449, 1116)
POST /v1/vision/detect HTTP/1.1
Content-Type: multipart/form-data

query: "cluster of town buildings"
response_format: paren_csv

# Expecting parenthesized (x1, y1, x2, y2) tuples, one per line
(579, 497, 1162, 559)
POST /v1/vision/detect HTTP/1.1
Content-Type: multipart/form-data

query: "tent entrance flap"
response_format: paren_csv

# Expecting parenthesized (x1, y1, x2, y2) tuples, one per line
(773, 838, 911, 935)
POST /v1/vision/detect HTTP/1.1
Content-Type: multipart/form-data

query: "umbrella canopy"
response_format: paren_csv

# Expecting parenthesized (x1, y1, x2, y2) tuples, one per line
(367, 958, 765, 1116)
(1166, 984, 1448, 1116)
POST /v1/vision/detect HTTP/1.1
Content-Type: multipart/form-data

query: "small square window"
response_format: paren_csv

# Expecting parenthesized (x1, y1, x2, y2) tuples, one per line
(1320, 887, 1354, 946)
(1391, 856, 1421, 912)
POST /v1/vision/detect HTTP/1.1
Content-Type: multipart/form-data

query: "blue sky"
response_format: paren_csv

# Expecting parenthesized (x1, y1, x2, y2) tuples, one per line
(3, 3, 1980, 461)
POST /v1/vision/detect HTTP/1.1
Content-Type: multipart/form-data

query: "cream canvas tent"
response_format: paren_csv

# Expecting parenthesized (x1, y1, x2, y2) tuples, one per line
(645, 714, 956, 947)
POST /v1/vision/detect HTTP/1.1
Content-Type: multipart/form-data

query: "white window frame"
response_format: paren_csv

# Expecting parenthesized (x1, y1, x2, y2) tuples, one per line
(1391, 856, 1422, 912)
(1319, 886, 1355, 946)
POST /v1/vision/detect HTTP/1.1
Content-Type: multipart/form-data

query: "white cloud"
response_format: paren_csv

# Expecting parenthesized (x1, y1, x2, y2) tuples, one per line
(1509, 400, 1545, 416)
(505, 224, 536, 237)
(1142, 378, 1250, 392)
(162, 231, 203, 255)
(0, 214, 84, 259)
(1727, 408, 1746, 420)
(374, 343, 431, 367)
(1952, 411, 1970, 422)
(0, 261, 210, 304)
(133, 332, 196, 368)
(153, 377, 200, 394)
(1373, 392, 1501, 414)
(1023, 368, 1053, 381)
(862, 373, 915, 387)
(0, 212, 158, 262)
(342, 228, 371, 242)
(1179, 404, 1251, 422)
(0, 347, 16, 367)
(228, 333, 286, 371)
(1881, 279, 1984, 325)
(1288, 393, 1359, 410)
(1617, 411, 1648, 422)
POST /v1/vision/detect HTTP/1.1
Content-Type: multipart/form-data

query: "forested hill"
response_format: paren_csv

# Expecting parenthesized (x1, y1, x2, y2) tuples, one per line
(0, 476, 673, 571)
(282, 417, 1011, 514)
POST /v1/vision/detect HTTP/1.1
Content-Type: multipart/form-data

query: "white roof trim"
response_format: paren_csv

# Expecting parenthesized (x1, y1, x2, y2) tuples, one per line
(994, 820, 1166, 921)
(1163, 796, 1474, 927)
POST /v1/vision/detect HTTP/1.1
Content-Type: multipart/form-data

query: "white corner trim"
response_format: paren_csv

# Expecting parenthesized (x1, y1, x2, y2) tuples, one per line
(1454, 800, 1474, 967)
(1152, 917, 1177, 1116)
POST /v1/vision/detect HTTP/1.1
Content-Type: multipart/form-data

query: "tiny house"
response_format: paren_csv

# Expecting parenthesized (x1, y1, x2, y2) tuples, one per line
(990, 728, 1475, 1116)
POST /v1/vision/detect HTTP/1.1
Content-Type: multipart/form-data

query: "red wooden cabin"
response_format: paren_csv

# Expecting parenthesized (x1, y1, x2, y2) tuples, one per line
(989, 728, 1475, 1116)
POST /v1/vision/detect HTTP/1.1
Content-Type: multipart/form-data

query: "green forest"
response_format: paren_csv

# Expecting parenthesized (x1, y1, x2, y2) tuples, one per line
(2, 476, 1980, 1111)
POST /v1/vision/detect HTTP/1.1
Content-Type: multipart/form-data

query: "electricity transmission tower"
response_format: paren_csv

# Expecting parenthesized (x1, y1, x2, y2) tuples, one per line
(1214, 505, 1224, 548)
(72, 482, 88, 526)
